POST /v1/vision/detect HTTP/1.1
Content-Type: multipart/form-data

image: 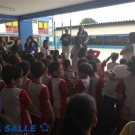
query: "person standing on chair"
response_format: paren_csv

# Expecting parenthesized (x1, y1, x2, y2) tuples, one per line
(60, 28, 71, 58)
(77, 25, 89, 48)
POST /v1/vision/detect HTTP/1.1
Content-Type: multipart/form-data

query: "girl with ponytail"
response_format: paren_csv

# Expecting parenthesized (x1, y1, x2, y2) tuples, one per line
(60, 94, 97, 135)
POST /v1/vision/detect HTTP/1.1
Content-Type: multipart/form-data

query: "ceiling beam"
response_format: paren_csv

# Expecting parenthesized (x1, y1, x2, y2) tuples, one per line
(0, 14, 18, 20)
(19, 0, 134, 20)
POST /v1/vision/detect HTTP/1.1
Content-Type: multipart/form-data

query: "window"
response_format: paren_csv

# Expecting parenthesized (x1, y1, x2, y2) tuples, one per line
(6, 21, 18, 33)
(38, 21, 48, 34)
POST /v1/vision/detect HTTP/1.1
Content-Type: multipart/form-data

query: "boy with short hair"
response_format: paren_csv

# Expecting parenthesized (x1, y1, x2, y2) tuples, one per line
(63, 59, 75, 82)
(17, 61, 31, 90)
(107, 52, 119, 70)
(48, 62, 70, 134)
(1, 65, 32, 127)
(27, 61, 55, 135)
(40, 59, 52, 87)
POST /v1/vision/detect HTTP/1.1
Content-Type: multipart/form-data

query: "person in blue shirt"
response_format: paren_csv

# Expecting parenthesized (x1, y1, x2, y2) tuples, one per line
(11, 39, 23, 54)
(24, 37, 35, 53)
(29, 36, 38, 53)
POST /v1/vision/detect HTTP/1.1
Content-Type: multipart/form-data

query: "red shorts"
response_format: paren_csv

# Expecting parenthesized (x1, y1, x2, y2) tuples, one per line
(31, 115, 50, 135)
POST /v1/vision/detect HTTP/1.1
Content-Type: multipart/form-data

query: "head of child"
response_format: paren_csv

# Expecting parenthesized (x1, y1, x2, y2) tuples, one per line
(62, 54, 68, 61)
(78, 63, 93, 79)
(17, 61, 30, 78)
(120, 58, 128, 65)
(24, 54, 35, 67)
(63, 59, 71, 69)
(94, 58, 101, 68)
(111, 53, 119, 62)
(46, 55, 52, 62)
(40, 59, 51, 74)
(89, 60, 98, 76)
(78, 48, 87, 58)
(37, 52, 46, 60)
(127, 56, 135, 74)
(50, 50, 54, 56)
(60, 94, 97, 135)
(53, 50, 59, 61)
(48, 62, 64, 78)
(77, 58, 89, 67)
(30, 61, 45, 80)
(9, 54, 19, 65)
(1, 65, 23, 87)
(86, 55, 94, 62)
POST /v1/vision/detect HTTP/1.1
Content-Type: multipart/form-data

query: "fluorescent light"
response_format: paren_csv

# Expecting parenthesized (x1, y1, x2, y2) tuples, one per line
(0, 6, 15, 11)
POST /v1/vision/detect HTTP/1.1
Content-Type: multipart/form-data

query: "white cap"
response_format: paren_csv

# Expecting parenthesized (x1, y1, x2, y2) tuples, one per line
(112, 65, 130, 78)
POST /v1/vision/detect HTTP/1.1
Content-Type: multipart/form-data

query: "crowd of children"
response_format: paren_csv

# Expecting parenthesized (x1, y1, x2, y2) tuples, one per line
(0, 35, 135, 135)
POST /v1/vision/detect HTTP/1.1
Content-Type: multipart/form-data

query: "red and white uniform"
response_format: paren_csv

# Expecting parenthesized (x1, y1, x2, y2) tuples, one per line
(27, 82, 50, 135)
(115, 74, 135, 121)
(42, 74, 52, 87)
(0, 79, 6, 92)
(64, 68, 75, 83)
(51, 78, 69, 118)
(27, 82, 50, 120)
(20, 78, 31, 90)
(1, 87, 32, 126)
(73, 76, 90, 94)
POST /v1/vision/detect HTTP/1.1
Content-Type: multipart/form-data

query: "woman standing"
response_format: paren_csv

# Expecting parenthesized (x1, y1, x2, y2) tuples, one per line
(120, 32, 135, 59)
(41, 40, 50, 55)
(71, 36, 82, 76)
(24, 37, 35, 53)
(11, 39, 23, 53)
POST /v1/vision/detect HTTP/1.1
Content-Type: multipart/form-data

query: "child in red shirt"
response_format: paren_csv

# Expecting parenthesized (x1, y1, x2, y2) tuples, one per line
(41, 59, 52, 88)
(17, 61, 31, 90)
(48, 62, 70, 135)
(88, 49, 100, 58)
(72, 62, 93, 94)
(27, 61, 55, 135)
(1, 65, 32, 129)
(63, 59, 75, 83)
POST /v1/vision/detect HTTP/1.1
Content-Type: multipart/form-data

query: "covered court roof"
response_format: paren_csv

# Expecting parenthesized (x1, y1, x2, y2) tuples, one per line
(0, 0, 134, 23)
(56, 20, 135, 29)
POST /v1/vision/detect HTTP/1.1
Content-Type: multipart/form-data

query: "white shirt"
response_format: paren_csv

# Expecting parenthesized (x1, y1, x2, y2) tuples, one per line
(123, 43, 135, 59)
(41, 46, 50, 55)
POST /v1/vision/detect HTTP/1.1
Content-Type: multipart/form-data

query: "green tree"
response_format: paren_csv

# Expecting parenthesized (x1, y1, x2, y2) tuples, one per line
(80, 18, 97, 24)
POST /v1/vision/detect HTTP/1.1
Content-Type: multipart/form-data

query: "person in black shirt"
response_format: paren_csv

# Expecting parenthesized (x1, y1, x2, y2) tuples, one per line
(60, 28, 71, 58)
(77, 25, 89, 48)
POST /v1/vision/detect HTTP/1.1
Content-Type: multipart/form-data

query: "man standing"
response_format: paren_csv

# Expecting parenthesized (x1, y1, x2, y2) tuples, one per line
(60, 28, 71, 58)
(77, 25, 89, 48)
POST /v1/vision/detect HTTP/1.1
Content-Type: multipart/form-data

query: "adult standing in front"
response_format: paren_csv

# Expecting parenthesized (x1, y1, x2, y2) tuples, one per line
(60, 28, 71, 58)
(120, 32, 135, 59)
(0, 37, 7, 52)
(77, 25, 89, 48)
(11, 39, 23, 54)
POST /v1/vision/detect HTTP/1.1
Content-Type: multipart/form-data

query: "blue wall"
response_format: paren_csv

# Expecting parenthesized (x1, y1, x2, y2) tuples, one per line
(18, 20, 33, 48)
